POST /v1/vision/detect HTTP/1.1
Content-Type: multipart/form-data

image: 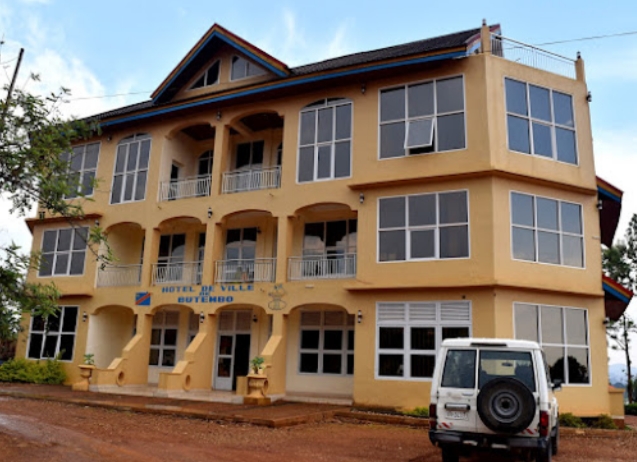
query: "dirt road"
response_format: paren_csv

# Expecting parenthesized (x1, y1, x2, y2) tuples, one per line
(0, 397, 635, 461)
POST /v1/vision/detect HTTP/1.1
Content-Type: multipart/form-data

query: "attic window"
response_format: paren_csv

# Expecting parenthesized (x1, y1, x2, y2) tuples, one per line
(191, 61, 220, 89)
(231, 56, 266, 81)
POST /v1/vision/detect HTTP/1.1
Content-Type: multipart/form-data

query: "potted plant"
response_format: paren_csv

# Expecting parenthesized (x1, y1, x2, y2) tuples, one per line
(250, 356, 265, 375)
(73, 353, 96, 391)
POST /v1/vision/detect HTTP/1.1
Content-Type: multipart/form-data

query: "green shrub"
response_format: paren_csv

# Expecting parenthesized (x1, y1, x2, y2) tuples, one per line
(590, 414, 618, 430)
(559, 412, 586, 428)
(403, 407, 429, 418)
(0, 358, 66, 384)
(626, 403, 637, 416)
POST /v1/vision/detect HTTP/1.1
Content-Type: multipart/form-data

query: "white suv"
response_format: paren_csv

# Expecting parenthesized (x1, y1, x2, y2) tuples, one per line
(429, 339, 560, 462)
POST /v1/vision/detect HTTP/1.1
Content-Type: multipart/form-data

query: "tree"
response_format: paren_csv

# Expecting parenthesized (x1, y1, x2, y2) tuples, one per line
(603, 214, 637, 403)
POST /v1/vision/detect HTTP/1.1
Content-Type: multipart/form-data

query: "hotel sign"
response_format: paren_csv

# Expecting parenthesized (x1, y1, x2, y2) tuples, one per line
(159, 284, 254, 304)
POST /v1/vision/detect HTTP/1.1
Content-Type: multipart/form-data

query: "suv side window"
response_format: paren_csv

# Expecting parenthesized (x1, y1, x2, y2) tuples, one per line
(441, 349, 476, 389)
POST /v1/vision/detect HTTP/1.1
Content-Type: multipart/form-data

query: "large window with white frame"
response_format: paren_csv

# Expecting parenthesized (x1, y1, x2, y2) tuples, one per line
(510, 192, 584, 267)
(190, 60, 220, 89)
(299, 310, 354, 376)
(505, 78, 577, 164)
(111, 133, 151, 204)
(298, 98, 352, 182)
(38, 227, 89, 277)
(376, 302, 471, 380)
(62, 142, 100, 199)
(149, 310, 179, 367)
(514, 303, 590, 385)
(379, 76, 465, 159)
(27, 306, 78, 361)
(378, 191, 469, 261)
(230, 56, 266, 80)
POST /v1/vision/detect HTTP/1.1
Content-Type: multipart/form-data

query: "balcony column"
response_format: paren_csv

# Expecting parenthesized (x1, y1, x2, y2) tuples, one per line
(575, 53, 586, 82)
(211, 123, 231, 197)
(275, 215, 294, 283)
(201, 222, 220, 285)
(141, 227, 160, 287)
(480, 19, 491, 54)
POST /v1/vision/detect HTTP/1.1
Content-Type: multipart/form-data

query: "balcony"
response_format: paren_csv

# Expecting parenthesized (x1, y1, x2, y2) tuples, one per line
(214, 258, 276, 283)
(96, 264, 142, 287)
(152, 261, 202, 285)
(159, 176, 212, 202)
(222, 166, 281, 194)
(288, 254, 356, 281)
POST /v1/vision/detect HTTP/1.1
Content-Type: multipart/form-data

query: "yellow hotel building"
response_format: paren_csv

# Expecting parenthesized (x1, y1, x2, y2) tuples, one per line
(17, 21, 634, 420)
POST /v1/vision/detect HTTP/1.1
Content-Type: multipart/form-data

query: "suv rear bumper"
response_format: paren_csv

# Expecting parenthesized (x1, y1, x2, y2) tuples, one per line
(429, 430, 549, 451)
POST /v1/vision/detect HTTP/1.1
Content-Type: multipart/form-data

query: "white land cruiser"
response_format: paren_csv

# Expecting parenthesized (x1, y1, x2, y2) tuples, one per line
(429, 339, 560, 462)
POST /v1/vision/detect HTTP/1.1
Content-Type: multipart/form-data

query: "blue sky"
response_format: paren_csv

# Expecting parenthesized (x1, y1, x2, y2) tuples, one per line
(1, 0, 636, 362)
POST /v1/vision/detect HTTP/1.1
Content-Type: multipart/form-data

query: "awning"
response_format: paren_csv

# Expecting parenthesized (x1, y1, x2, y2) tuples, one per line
(597, 177, 623, 247)
(603, 275, 633, 321)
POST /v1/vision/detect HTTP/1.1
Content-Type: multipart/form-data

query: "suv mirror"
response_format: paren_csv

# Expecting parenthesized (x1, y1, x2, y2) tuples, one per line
(551, 379, 562, 392)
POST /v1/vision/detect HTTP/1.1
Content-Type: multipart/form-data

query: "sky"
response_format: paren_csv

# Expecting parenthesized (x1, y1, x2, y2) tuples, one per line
(1, 0, 636, 364)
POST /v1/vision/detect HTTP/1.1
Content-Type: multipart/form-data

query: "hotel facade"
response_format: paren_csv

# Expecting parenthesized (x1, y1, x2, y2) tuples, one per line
(17, 21, 633, 419)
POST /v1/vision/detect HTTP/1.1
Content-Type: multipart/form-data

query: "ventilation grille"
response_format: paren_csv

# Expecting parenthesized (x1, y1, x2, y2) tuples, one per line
(441, 302, 471, 322)
(409, 303, 437, 322)
(218, 311, 234, 331)
(301, 311, 321, 327)
(324, 311, 344, 326)
(236, 311, 252, 331)
(377, 304, 406, 322)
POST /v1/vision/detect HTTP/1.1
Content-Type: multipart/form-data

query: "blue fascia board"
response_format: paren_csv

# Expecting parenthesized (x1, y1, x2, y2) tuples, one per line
(603, 282, 631, 304)
(106, 50, 466, 127)
(597, 186, 622, 204)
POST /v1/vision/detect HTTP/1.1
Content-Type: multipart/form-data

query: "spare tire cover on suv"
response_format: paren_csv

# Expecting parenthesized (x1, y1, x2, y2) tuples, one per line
(477, 377, 536, 434)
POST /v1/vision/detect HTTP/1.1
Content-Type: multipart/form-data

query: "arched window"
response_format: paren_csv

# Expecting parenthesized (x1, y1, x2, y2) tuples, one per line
(190, 61, 220, 89)
(111, 133, 151, 204)
(298, 98, 352, 183)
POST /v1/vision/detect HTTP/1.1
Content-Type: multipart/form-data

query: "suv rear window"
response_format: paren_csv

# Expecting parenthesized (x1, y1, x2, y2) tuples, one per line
(441, 349, 476, 389)
(478, 350, 536, 392)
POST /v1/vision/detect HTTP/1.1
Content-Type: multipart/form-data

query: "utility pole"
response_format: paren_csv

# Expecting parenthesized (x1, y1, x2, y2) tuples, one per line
(1, 47, 24, 123)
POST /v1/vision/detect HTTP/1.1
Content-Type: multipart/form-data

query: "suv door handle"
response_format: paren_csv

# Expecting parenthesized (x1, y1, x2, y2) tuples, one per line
(445, 403, 470, 411)
(461, 392, 474, 397)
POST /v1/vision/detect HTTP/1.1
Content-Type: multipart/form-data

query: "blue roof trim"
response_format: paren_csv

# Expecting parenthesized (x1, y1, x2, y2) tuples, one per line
(598, 186, 622, 203)
(106, 50, 466, 127)
(153, 30, 287, 103)
(603, 282, 631, 304)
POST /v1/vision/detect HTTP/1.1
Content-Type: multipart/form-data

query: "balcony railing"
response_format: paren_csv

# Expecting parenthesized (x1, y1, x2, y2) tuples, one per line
(96, 264, 142, 287)
(159, 176, 212, 201)
(288, 254, 356, 280)
(490, 34, 576, 79)
(222, 166, 281, 194)
(152, 261, 202, 285)
(214, 258, 276, 283)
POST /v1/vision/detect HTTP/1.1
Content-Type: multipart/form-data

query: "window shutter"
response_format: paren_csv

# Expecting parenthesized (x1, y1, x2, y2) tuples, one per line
(408, 303, 437, 322)
(301, 311, 322, 327)
(236, 311, 252, 331)
(440, 302, 471, 322)
(377, 303, 406, 323)
(165, 311, 180, 326)
(219, 311, 234, 331)
(324, 311, 344, 326)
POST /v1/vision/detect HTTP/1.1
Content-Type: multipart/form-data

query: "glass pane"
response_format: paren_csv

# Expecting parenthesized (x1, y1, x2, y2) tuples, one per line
(335, 104, 352, 140)
(515, 304, 538, 342)
(507, 115, 530, 153)
(378, 354, 403, 377)
(442, 327, 470, 340)
(334, 141, 350, 178)
(151, 329, 161, 345)
(556, 128, 577, 164)
(28, 334, 43, 359)
(537, 198, 558, 230)
(544, 346, 565, 383)
(380, 122, 406, 159)
(57, 229, 72, 251)
(81, 171, 95, 196)
(411, 327, 435, 350)
(567, 347, 589, 383)
(562, 235, 583, 267)
(566, 309, 588, 346)
(73, 228, 88, 250)
(149, 349, 159, 366)
(54, 253, 69, 275)
(437, 113, 466, 151)
(47, 314, 61, 333)
(123, 173, 134, 201)
(541, 306, 564, 343)
(532, 122, 553, 158)
(59, 335, 75, 360)
(379, 327, 404, 349)
(300, 111, 316, 145)
(300, 353, 319, 373)
(139, 140, 151, 169)
(380, 87, 405, 122)
(379, 230, 406, 261)
(161, 349, 175, 367)
(379, 197, 405, 228)
(135, 171, 147, 201)
(411, 230, 435, 259)
(512, 227, 535, 261)
(164, 329, 178, 346)
(303, 223, 325, 254)
(511, 193, 534, 227)
(32, 315, 46, 332)
(529, 85, 551, 122)
(317, 107, 333, 143)
(243, 227, 257, 243)
(439, 191, 468, 224)
(441, 349, 476, 388)
(84, 143, 100, 169)
(538, 231, 560, 264)
(69, 252, 86, 275)
(553, 92, 574, 127)
(231, 56, 245, 79)
(408, 82, 434, 117)
(317, 145, 331, 179)
(171, 234, 186, 258)
(111, 175, 123, 203)
(440, 225, 469, 258)
(561, 202, 582, 234)
(406, 118, 434, 148)
(326, 221, 347, 248)
(39, 253, 54, 276)
(218, 335, 233, 355)
(298, 146, 315, 182)
(115, 145, 127, 173)
(42, 335, 58, 358)
(236, 143, 251, 169)
(323, 354, 342, 374)
(505, 78, 528, 116)
(347, 354, 354, 375)
(436, 77, 464, 113)
(409, 194, 436, 226)
(411, 355, 435, 378)
(42, 231, 57, 253)
(324, 331, 343, 350)
(252, 141, 264, 165)
(301, 330, 320, 349)
(126, 142, 139, 172)
(348, 330, 354, 350)
(479, 350, 535, 392)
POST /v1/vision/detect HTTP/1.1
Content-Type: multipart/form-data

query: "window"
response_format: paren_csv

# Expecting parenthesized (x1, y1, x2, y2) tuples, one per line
(62, 142, 100, 198)
(39, 227, 89, 277)
(299, 310, 354, 375)
(156, 233, 186, 283)
(510, 192, 584, 267)
(28, 306, 78, 361)
(111, 134, 151, 204)
(379, 76, 465, 159)
(298, 98, 352, 182)
(230, 56, 266, 80)
(235, 141, 264, 170)
(441, 350, 476, 389)
(505, 78, 577, 164)
(190, 61, 220, 89)
(478, 350, 536, 392)
(303, 220, 357, 257)
(376, 302, 471, 380)
(149, 310, 179, 367)
(514, 303, 590, 385)
(378, 191, 469, 261)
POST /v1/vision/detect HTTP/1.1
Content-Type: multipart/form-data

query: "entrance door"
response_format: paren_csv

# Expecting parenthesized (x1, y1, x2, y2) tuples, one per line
(213, 310, 252, 391)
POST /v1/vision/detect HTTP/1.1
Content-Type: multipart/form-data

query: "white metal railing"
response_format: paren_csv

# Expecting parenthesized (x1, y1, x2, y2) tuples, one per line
(152, 261, 202, 285)
(490, 34, 576, 79)
(159, 176, 212, 201)
(288, 254, 357, 280)
(214, 258, 276, 283)
(96, 264, 142, 287)
(221, 166, 281, 194)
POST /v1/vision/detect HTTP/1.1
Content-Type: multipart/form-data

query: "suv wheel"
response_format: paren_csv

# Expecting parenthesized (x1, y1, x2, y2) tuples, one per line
(477, 377, 536, 434)
(441, 448, 459, 462)
(551, 422, 559, 455)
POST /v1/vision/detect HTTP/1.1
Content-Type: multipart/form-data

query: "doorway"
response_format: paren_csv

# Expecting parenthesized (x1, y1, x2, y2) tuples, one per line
(213, 310, 252, 391)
